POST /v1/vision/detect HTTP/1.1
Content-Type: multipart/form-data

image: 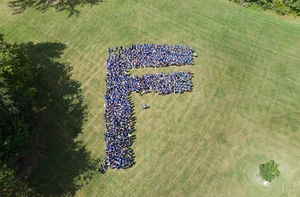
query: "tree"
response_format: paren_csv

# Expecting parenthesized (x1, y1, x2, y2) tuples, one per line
(259, 160, 280, 182)
(228, 0, 300, 16)
(0, 35, 35, 165)
(0, 163, 29, 196)
(1, 34, 95, 196)
(8, 0, 104, 16)
(0, 34, 35, 196)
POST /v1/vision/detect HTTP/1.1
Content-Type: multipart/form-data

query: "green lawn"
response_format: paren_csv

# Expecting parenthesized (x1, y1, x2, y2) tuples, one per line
(1, 0, 300, 196)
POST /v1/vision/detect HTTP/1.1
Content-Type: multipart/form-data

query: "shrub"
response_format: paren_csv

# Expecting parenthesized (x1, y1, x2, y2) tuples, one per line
(259, 160, 280, 182)
(228, 0, 300, 16)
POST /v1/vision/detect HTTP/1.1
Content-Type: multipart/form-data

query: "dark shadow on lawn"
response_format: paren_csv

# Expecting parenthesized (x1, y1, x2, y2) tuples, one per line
(18, 42, 98, 196)
(8, 0, 104, 17)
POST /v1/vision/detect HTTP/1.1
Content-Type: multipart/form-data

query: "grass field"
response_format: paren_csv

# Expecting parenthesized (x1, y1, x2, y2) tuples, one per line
(1, 0, 300, 196)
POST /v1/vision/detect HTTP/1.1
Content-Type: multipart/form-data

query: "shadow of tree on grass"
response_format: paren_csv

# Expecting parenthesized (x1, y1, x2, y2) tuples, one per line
(19, 42, 98, 196)
(8, 0, 104, 17)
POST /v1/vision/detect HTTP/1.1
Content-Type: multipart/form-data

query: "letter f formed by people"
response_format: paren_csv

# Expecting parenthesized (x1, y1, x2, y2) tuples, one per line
(103, 44, 195, 170)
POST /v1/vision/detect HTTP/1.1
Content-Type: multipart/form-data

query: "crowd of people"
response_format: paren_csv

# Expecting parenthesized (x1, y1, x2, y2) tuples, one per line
(100, 44, 195, 172)
(129, 72, 193, 95)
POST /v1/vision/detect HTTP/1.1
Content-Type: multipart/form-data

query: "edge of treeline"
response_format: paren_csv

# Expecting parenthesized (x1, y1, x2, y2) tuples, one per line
(228, 0, 300, 16)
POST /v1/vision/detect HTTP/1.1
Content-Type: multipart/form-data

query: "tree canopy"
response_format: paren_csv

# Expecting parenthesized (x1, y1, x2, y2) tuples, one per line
(259, 160, 280, 182)
(8, 0, 104, 16)
(0, 34, 35, 164)
(228, 0, 300, 16)
(0, 34, 95, 196)
(0, 33, 33, 196)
